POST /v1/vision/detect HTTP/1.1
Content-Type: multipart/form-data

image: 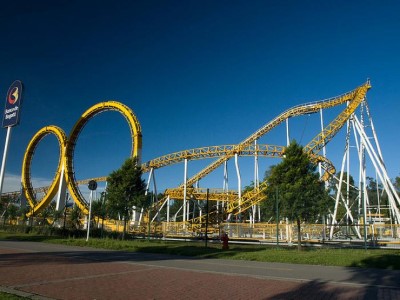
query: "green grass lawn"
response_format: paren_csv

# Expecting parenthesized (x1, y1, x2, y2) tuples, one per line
(0, 291, 27, 300)
(1, 231, 399, 270)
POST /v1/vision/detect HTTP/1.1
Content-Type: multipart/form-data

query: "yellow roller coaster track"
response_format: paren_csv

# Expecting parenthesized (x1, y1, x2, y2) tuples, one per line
(13, 81, 370, 219)
(21, 101, 142, 215)
(147, 81, 371, 227)
(142, 144, 284, 172)
(21, 126, 67, 214)
(180, 81, 371, 189)
(167, 81, 371, 231)
(165, 187, 238, 202)
(64, 101, 142, 213)
(220, 80, 371, 216)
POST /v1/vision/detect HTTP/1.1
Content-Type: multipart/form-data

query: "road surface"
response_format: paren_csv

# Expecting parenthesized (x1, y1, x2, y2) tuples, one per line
(0, 240, 399, 299)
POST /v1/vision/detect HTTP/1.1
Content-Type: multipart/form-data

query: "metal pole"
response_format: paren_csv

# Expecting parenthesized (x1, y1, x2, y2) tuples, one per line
(205, 188, 209, 248)
(86, 190, 93, 242)
(276, 188, 279, 247)
(234, 153, 241, 220)
(361, 182, 367, 250)
(183, 159, 187, 223)
(147, 208, 151, 241)
(286, 118, 290, 146)
(254, 139, 259, 223)
(166, 195, 170, 223)
(0, 127, 12, 195)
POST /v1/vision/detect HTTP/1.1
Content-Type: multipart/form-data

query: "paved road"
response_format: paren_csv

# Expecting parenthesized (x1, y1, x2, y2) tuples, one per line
(0, 240, 399, 299)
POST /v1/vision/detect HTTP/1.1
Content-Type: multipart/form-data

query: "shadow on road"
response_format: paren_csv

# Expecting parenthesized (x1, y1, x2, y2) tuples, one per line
(269, 279, 384, 300)
(270, 255, 400, 299)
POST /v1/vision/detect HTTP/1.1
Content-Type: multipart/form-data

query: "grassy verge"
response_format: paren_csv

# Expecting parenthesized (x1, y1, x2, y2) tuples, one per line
(1, 231, 399, 270)
(0, 292, 26, 300)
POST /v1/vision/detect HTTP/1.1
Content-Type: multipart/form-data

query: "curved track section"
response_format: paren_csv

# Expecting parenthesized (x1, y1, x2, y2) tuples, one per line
(146, 82, 371, 227)
(221, 81, 371, 216)
(182, 81, 371, 188)
(142, 144, 284, 172)
(64, 101, 142, 213)
(21, 126, 67, 215)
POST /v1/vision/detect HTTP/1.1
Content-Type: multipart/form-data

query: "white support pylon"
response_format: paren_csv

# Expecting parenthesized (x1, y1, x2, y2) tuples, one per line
(253, 139, 259, 223)
(183, 158, 188, 223)
(145, 168, 153, 196)
(235, 153, 242, 217)
(55, 161, 67, 211)
(353, 116, 400, 223)
(286, 118, 290, 146)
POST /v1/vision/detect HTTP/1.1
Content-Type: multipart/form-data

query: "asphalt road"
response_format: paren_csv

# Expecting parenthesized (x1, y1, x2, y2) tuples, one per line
(0, 240, 399, 299)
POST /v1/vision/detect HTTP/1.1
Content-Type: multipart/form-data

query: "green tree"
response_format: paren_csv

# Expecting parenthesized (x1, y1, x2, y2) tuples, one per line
(18, 205, 30, 224)
(106, 157, 147, 239)
(70, 205, 83, 230)
(394, 175, 400, 191)
(3, 204, 18, 225)
(265, 141, 330, 250)
(92, 192, 108, 237)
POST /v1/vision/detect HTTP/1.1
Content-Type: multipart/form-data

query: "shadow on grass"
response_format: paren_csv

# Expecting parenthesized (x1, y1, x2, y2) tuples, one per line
(134, 243, 265, 259)
(349, 254, 400, 270)
(2, 235, 64, 242)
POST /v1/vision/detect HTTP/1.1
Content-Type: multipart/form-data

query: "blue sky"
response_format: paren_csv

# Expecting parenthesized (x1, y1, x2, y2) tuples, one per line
(1, 0, 400, 197)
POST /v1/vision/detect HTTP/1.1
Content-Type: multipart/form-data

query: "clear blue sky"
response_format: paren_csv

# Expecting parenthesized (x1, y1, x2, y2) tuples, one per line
(1, 0, 399, 196)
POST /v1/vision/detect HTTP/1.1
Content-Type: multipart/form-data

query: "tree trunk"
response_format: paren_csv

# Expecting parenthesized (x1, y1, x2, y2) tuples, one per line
(297, 218, 302, 251)
(101, 217, 104, 238)
(122, 218, 127, 240)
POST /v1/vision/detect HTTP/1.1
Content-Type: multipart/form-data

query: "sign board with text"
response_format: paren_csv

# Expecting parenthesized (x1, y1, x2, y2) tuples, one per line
(2, 80, 23, 128)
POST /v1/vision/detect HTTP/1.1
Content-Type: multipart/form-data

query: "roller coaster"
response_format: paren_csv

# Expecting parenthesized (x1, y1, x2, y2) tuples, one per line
(3, 80, 400, 241)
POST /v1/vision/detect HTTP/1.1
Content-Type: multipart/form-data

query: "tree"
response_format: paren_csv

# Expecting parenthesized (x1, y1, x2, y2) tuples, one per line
(106, 157, 147, 239)
(1, 195, 12, 225)
(70, 205, 83, 230)
(394, 175, 400, 191)
(92, 192, 108, 237)
(265, 141, 330, 250)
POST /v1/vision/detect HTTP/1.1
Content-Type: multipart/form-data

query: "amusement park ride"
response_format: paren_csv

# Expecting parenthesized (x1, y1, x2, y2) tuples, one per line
(3, 80, 400, 241)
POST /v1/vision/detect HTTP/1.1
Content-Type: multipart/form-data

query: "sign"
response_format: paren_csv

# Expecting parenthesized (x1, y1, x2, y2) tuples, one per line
(2, 80, 23, 128)
(88, 180, 97, 191)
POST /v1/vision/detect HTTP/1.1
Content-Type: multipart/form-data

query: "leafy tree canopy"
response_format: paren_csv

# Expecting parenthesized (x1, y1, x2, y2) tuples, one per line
(265, 140, 330, 224)
(106, 157, 147, 220)
(106, 157, 147, 238)
(264, 141, 331, 250)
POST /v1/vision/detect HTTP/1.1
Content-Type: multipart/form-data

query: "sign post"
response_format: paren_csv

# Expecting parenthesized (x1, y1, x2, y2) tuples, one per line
(0, 80, 23, 195)
(86, 180, 97, 241)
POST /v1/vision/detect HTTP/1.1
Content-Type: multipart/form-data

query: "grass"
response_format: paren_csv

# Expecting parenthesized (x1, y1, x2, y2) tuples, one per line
(0, 292, 26, 299)
(1, 231, 400, 270)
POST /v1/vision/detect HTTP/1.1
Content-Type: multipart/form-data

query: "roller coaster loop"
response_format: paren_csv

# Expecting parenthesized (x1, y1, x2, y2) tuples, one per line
(21, 101, 142, 215)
